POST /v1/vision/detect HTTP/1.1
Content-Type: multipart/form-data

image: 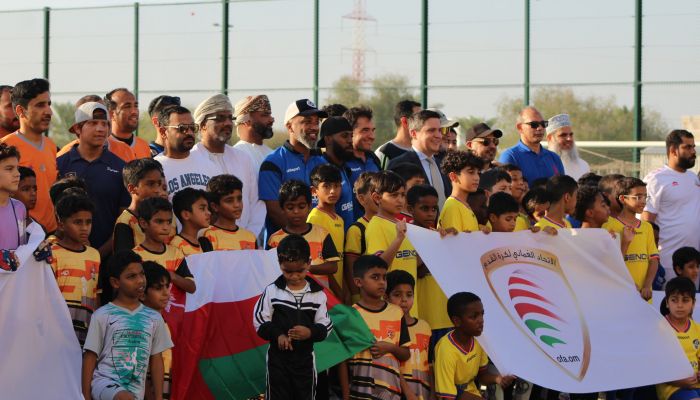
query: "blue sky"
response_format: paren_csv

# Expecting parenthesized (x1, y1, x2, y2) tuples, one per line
(1, 0, 698, 132)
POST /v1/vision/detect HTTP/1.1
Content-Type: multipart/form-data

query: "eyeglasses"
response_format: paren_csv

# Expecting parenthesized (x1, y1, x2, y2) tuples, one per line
(623, 195, 647, 201)
(523, 120, 548, 129)
(472, 137, 499, 146)
(153, 96, 181, 113)
(165, 124, 199, 134)
(206, 114, 235, 123)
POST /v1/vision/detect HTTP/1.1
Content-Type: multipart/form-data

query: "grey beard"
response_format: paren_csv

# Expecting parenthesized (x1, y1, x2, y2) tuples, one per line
(296, 132, 316, 150)
(550, 141, 579, 163)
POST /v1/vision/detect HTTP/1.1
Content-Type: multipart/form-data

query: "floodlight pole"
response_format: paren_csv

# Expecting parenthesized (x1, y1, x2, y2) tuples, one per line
(633, 0, 643, 165)
(420, 0, 428, 107)
(524, 0, 530, 106)
(222, 0, 230, 95)
(313, 0, 319, 105)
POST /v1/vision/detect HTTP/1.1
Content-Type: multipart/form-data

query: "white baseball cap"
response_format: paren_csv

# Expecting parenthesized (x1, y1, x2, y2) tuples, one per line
(69, 102, 109, 133)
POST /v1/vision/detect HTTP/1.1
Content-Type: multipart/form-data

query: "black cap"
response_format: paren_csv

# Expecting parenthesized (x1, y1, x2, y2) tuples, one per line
(466, 123, 503, 141)
(318, 116, 352, 148)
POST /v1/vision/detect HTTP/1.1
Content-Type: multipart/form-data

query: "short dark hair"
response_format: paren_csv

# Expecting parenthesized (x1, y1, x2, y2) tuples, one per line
(277, 234, 310, 264)
(172, 187, 208, 222)
(354, 172, 376, 196)
(487, 192, 519, 217)
(546, 175, 578, 203)
(615, 177, 646, 198)
(137, 196, 172, 222)
(343, 105, 373, 128)
(673, 247, 700, 270)
(207, 174, 243, 204)
(0, 143, 20, 164)
(480, 170, 512, 192)
(406, 184, 438, 207)
(0, 85, 13, 95)
(353, 255, 388, 278)
(666, 129, 694, 155)
(386, 269, 415, 293)
(577, 172, 602, 188)
(530, 177, 549, 190)
(598, 174, 625, 195)
(661, 277, 697, 316)
(18, 166, 35, 181)
(447, 291, 481, 318)
(321, 103, 348, 118)
(499, 164, 522, 173)
(75, 94, 103, 108)
(107, 250, 143, 280)
(11, 78, 50, 110)
(310, 164, 342, 187)
(371, 170, 405, 195)
(122, 158, 163, 188)
(440, 150, 484, 175)
(574, 185, 603, 222)
(50, 177, 88, 205)
(148, 95, 181, 117)
(279, 180, 311, 207)
(391, 163, 425, 183)
(104, 88, 131, 112)
(157, 105, 191, 127)
(143, 260, 171, 290)
(522, 187, 549, 218)
(408, 109, 441, 131)
(55, 193, 95, 221)
(394, 99, 421, 127)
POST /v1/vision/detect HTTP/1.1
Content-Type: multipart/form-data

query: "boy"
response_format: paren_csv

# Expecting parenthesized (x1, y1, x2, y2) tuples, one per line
(574, 185, 611, 229)
(142, 261, 174, 399)
(345, 172, 377, 302)
(392, 163, 426, 223)
(598, 173, 625, 219)
(348, 255, 410, 400)
(522, 187, 549, 226)
(82, 250, 172, 400)
(500, 164, 526, 203)
(603, 177, 659, 301)
(438, 150, 486, 233)
(535, 175, 578, 230)
(0, 143, 26, 251)
(253, 234, 333, 400)
(434, 292, 513, 400)
(307, 164, 345, 293)
(673, 247, 700, 289)
(114, 158, 168, 252)
(387, 269, 432, 400)
(135, 196, 196, 294)
(13, 166, 37, 217)
(203, 174, 257, 251)
(268, 180, 340, 292)
(407, 184, 439, 230)
(480, 169, 512, 195)
(171, 187, 213, 256)
(487, 192, 521, 233)
(51, 193, 100, 345)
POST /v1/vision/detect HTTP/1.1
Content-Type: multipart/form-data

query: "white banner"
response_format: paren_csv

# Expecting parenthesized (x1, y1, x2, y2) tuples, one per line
(0, 223, 83, 399)
(407, 226, 692, 393)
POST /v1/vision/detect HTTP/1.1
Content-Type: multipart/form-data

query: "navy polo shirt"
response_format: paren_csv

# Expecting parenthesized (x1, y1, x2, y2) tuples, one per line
(346, 152, 380, 220)
(498, 140, 565, 186)
(57, 144, 130, 248)
(259, 141, 328, 235)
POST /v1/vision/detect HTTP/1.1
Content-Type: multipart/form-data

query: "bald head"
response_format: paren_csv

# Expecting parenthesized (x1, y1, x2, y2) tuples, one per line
(516, 106, 546, 148)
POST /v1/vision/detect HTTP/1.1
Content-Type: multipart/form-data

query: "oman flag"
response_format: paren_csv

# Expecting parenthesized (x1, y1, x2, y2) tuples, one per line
(166, 249, 375, 400)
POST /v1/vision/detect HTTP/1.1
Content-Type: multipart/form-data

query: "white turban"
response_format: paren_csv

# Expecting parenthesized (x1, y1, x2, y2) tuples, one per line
(194, 94, 233, 125)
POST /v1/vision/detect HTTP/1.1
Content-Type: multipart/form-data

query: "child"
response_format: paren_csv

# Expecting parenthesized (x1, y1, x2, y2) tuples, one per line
(438, 150, 487, 233)
(393, 163, 426, 223)
(253, 234, 333, 400)
(114, 158, 168, 252)
(657, 277, 700, 400)
(434, 292, 513, 400)
(672, 247, 700, 287)
(203, 174, 257, 251)
(365, 171, 420, 314)
(598, 173, 625, 219)
(574, 185, 611, 229)
(13, 166, 37, 219)
(135, 196, 196, 294)
(82, 250, 172, 400)
(467, 189, 489, 227)
(142, 261, 174, 400)
(387, 269, 432, 400)
(0, 143, 26, 252)
(603, 177, 659, 301)
(407, 184, 439, 230)
(171, 187, 213, 256)
(535, 175, 578, 230)
(345, 172, 377, 302)
(268, 180, 340, 291)
(522, 187, 549, 226)
(348, 255, 410, 400)
(480, 169, 512, 195)
(50, 193, 100, 345)
(487, 192, 521, 233)
(307, 164, 345, 294)
(500, 164, 526, 203)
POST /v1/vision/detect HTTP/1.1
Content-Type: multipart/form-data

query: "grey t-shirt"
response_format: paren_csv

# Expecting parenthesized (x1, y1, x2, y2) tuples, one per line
(84, 303, 173, 399)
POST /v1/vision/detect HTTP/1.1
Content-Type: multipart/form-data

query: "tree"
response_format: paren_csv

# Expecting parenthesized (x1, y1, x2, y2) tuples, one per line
(49, 102, 76, 147)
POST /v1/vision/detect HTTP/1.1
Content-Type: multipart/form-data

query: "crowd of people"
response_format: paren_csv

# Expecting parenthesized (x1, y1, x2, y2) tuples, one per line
(1, 77, 700, 400)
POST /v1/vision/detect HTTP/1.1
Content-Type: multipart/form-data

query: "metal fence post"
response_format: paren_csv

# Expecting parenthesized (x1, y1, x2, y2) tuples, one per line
(524, 0, 530, 106)
(420, 0, 428, 107)
(221, 0, 229, 95)
(43, 7, 50, 80)
(313, 0, 319, 105)
(633, 0, 643, 165)
(134, 2, 140, 135)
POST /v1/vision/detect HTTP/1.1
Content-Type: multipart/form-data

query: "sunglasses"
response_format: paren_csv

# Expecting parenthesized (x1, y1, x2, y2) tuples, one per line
(472, 137, 499, 146)
(165, 124, 199, 134)
(523, 120, 548, 129)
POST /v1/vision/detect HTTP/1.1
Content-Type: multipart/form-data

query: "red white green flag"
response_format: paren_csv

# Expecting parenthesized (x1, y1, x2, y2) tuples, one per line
(165, 250, 374, 400)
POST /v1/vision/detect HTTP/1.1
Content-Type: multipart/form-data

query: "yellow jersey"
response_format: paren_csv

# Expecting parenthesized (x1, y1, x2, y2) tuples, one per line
(434, 330, 489, 399)
(203, 225, 257, 251)
(535, 216, 572, 230)
(133, 244, 193, 279)
(344, 216, 370, 257)
(113, 209, 176, 252)
(438, 197, 479, 233)
(307, 207, 345, 288)
(657, 318, 700, 400)
(169, 234, 213, 257)
(602, 217, 659, 290)
(401, 318, 432, 400)
(514, 213, 530, 232)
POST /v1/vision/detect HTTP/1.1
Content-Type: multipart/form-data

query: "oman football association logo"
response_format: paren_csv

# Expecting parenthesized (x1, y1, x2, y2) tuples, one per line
(481, 247, 591, 380)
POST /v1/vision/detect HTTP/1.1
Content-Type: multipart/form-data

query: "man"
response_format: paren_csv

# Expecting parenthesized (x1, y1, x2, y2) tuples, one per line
(232, 95, 275, 171)
(498, 106, 564, 186)
(465, 122, 504, 189)
(428, 108, 459, 163)
(643, 129, 700, 279)
(343, 106, 381, 219)
(375, 99, 421, 169)
(1, 78, 57, 232)
(191, 94, 266, 236)
(259, 99, 327, 236)
(546, 113, 590, 180)
(154, 105, 219, 198)
(0, 85, 19, 139)
(105, 88, 150, 159)
(387, 109, 451, 207)
(318, 116, 356, 229)
(56, 102, 130, 253)
(147, 95, 181, 157)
